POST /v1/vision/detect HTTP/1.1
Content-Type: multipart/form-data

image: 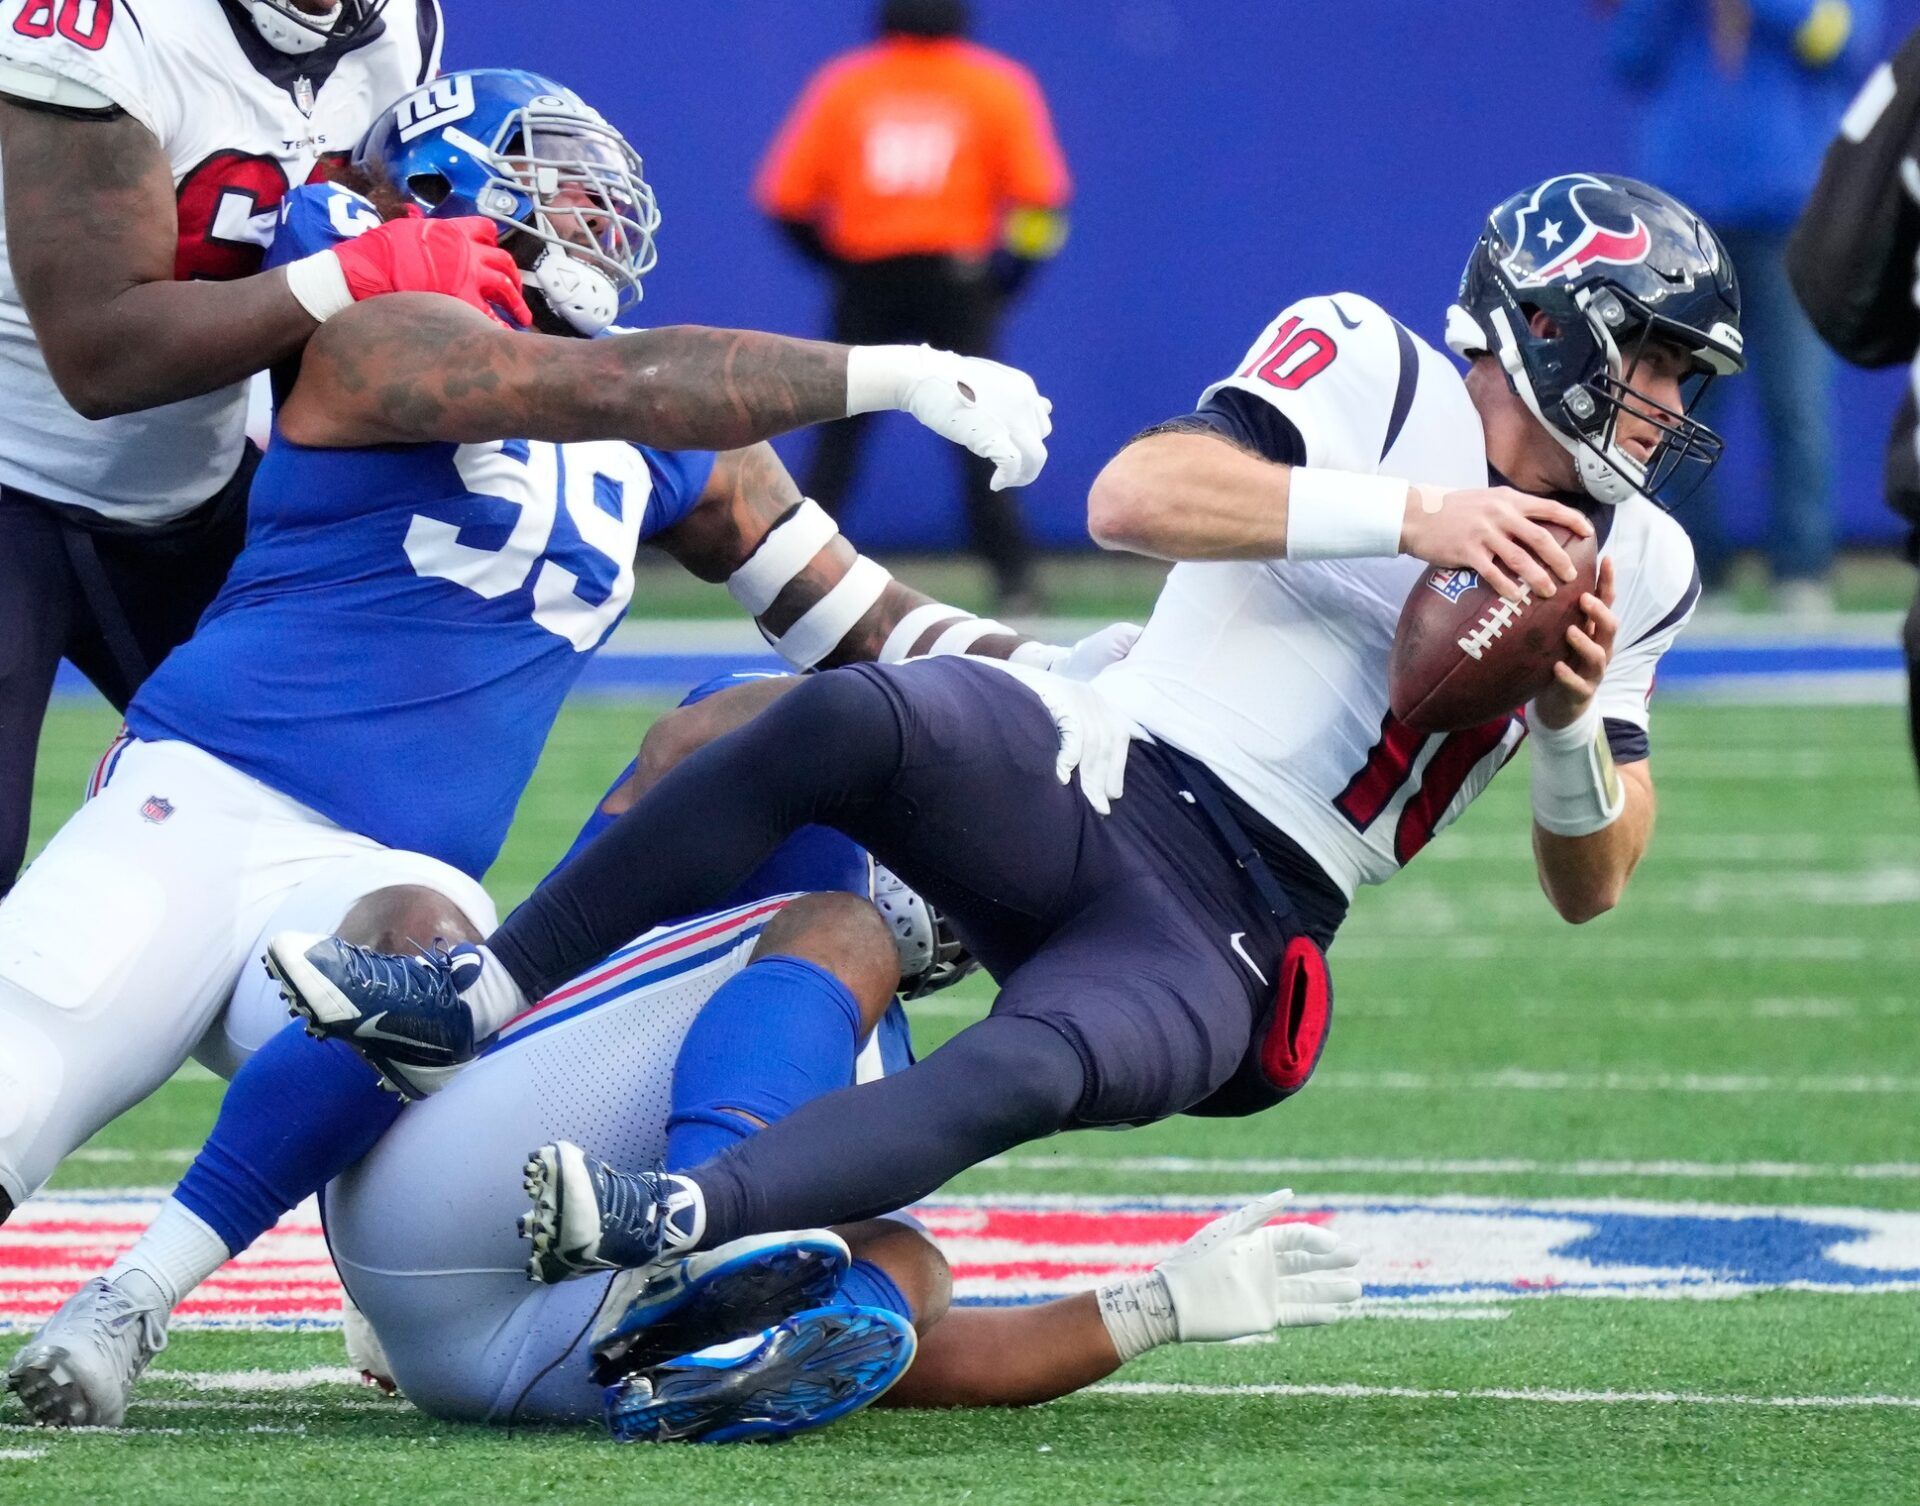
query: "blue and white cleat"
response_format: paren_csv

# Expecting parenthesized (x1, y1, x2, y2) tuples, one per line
(264, 932, 483, 1100)
(590, 1230, 851, 1385)
(603, 1305, 916, 1444)
(519, 1140, 705, 1285)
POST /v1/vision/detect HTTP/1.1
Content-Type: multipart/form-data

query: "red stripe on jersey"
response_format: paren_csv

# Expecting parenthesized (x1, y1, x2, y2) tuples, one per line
(1393, 716, 1517, 865)
(503, 897, 795, 1030)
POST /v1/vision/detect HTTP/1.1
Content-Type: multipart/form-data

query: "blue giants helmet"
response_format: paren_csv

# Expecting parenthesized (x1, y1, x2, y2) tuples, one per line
(355, 68, 661, 337)
(1446, 172, 1744, 507)
(235, 0, 387, 56)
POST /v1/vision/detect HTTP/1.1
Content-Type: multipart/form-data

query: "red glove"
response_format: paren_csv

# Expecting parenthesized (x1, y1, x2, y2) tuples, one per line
(330, 216, 532, 327)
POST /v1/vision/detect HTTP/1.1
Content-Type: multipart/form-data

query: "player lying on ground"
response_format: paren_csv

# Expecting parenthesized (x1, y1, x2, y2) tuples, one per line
(8, 676, 1360, 1437)
(0, 62, 1131, 1426)
(275, 173, 1745, 1288)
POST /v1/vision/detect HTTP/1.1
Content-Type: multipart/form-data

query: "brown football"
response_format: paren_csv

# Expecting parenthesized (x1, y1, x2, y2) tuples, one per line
(1388, 523, 1600, 733)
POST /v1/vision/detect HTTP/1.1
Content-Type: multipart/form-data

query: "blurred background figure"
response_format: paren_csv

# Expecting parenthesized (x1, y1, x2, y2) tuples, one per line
(756, 0, 1071, 613)
(1789, 24, 1920, 787)
(1604, 0, 1883, 615)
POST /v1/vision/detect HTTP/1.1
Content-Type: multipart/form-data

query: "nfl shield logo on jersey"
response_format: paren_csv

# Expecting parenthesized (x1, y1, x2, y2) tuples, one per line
(140, 796, 175, 825)
(1425, 567, 1480, 604)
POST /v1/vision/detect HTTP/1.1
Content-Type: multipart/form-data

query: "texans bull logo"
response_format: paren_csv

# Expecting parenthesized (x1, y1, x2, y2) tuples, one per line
(1499, 172, 1652, 290)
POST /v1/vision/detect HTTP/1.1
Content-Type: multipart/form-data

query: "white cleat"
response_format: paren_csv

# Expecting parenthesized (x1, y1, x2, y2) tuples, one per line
(5, 1274, 170, 1428)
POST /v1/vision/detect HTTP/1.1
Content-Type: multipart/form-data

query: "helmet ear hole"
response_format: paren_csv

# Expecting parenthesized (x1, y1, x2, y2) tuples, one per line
(407, 172, 452, 208)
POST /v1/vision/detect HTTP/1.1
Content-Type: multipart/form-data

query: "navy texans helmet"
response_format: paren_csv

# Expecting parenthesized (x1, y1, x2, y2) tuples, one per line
(1447, 172, 1744, 507)
(356, 68, 660, 337)
(238, 1, 387, 56)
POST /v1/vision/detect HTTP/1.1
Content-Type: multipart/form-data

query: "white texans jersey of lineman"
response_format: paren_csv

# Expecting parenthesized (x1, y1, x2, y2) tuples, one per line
(1094, 292, 1701, 896)
(0, 0, 443, 524)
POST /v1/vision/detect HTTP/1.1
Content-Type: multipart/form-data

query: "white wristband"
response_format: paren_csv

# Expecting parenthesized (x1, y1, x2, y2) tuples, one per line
(727, 499, 840, 615)
(844, 344, 931, 416)
(1526, 699, 1626, 836)
(929, 617, 1013, 657)
(1096, 1271, 1179, 1363)
(1285, 468, 1408, 561)
(766, 555, 893, 669)
(283, 250, 354, 324)
(880, 601, 967, 662)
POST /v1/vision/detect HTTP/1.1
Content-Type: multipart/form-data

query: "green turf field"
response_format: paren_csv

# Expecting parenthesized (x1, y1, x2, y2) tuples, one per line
(6, 694, 1920, 1505)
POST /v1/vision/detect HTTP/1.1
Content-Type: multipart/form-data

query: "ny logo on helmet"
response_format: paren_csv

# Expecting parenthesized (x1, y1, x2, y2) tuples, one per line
(1499, 173, 1652, 290)
(395, 75, 478, 145)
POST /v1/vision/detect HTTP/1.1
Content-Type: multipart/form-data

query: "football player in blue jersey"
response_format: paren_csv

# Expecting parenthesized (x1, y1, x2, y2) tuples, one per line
(1, 67, 1136, 1426)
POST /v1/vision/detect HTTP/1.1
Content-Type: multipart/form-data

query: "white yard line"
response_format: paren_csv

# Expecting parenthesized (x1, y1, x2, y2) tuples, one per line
(1311, 1069, 1920, 1094)
(0, 1449, 46, 1461)
(985, 1154, 1920, 1182)
(1331, 937, 1902, 963)
(1225, 1307, 1511, 1336)
(147, 1367, 361, 1392)
(1092, 1381, 1920, 1409)
(67, 1148, 193, 1165)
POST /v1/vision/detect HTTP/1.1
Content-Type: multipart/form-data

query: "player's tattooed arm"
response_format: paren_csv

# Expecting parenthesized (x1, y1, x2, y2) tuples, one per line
(279, 295, 859, 454)
(653, 442, 1038, 669)
(0, 102, 320, 418)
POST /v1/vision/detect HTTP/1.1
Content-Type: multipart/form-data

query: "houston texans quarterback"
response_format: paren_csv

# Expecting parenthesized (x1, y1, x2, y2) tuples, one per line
(0, 0, 539, 898)
(272, 172, 1743, 1294)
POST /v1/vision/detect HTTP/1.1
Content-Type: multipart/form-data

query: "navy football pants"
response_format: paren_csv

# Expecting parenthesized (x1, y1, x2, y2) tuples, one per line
(493, 657, 1300, 1244)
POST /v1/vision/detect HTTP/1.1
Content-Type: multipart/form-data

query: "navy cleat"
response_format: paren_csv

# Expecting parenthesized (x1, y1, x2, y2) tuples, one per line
(603, 1305, 916, 1444)
(519, 1140, 705, 1285)
(589, 1230, 851, 1385)
(264, 931, 482, 1101)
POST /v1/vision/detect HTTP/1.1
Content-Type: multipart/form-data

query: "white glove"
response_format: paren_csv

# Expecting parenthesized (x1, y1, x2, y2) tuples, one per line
(846, 344, 1053, 491)
(972, 658, 1145, 816)
(1158, 1189, 1362, 1341)
(1022, 622, 1144, 682)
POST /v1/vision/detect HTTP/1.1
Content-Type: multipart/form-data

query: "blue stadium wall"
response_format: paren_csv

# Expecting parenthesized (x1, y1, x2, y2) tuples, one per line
(456, 1, 1920, 552)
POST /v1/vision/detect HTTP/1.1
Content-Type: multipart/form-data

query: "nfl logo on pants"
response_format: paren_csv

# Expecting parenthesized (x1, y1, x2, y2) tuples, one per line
(140, 796, 175, 825)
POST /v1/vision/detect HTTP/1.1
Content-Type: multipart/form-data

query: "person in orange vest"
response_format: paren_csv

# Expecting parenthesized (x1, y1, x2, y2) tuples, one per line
(757, 0, 1071, 612)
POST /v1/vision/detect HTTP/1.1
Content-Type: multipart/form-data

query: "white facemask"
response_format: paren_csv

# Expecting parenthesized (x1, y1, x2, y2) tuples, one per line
(246, 0, 343, 56)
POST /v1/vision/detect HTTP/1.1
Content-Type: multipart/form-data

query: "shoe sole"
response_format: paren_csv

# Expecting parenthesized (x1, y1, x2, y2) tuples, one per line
(5, 1343, 124, 1429)
(262, 941, 415, 1103)
(519, 1143, 610, 1285)
(606, 1306, 917, 1444)
(590, 1232, 851, 1385)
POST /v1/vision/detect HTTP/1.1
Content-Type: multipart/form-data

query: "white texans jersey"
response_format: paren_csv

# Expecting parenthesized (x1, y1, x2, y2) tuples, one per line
(1095, 292, 1700, 897)
(0, 0, 442, 524)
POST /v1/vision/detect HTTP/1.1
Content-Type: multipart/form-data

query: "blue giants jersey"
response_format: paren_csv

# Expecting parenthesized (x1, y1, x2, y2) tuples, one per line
(126, 185, 718, 877)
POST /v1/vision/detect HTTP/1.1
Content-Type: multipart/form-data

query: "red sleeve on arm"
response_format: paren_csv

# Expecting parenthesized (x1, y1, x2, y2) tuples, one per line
(998, 63, 1072, 208)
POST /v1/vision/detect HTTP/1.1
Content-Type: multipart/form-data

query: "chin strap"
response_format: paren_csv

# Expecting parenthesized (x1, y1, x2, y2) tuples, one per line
(531, 248, 623, 337)
(246, 1, 344, 55)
